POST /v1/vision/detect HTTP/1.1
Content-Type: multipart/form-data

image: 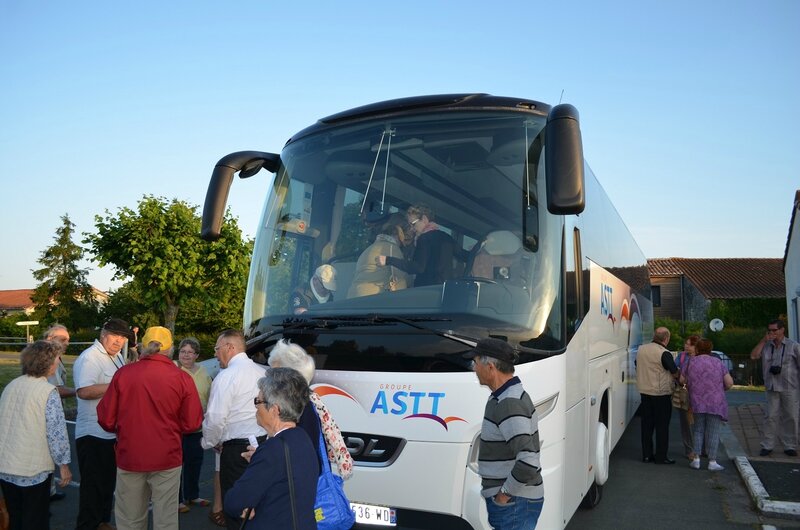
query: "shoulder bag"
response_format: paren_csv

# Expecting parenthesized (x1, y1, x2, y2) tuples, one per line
(314, 423, 356, 530)
(671, 353, 690, 412)
(671, 382, 689, 410)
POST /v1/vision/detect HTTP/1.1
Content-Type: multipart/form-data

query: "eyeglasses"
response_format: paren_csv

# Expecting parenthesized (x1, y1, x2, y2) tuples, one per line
(767, 328, 779, 332)
(254, 398, 267, 408)
(214, 343, 228, 351)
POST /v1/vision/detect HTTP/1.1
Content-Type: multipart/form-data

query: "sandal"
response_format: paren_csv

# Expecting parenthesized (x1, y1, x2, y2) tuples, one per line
(178, 502, 190, 513)
(190, 497, 211, 507)
(208, 510, 226, 527)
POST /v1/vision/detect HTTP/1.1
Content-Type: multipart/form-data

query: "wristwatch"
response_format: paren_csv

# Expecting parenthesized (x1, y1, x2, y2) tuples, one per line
(500, 486, 511, 497)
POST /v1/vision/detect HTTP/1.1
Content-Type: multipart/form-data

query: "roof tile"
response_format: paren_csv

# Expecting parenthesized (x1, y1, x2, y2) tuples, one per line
(647, 258, 784, 299)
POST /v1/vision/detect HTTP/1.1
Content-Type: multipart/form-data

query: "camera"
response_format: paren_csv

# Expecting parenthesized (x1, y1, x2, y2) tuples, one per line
(769, 365, 782, 375)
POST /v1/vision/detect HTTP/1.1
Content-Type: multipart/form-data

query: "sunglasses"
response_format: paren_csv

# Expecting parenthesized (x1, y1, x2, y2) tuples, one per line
(254, 397, 267, 408)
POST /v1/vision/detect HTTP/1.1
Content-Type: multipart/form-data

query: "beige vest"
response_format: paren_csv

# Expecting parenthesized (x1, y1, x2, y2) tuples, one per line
(0, 376, 56, 476)
(636, 341, 674, 396)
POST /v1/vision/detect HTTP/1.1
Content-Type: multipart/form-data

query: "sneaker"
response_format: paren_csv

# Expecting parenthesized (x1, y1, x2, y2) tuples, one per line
(708, 461, 724, 471)
(690, 458, 700, 470)
(784, 449, 798, 457)
(178, 502, 190, 513)
(759, 448, 772, 456)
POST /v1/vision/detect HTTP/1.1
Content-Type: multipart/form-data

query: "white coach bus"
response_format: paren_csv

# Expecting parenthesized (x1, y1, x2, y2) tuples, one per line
(201, 94, 653, 529)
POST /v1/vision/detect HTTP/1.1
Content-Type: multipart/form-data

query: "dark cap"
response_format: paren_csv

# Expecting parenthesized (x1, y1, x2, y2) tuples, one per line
(463, 338, 517, 364)
(102, 318, 133, 341)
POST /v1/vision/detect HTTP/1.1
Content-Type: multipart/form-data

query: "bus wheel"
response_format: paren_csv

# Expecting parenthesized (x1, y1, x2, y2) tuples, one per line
(581, 481, 603, 509)
(594, 421, 610, 485)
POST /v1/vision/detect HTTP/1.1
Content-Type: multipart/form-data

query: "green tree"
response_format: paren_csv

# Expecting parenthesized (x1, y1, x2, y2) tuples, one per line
(31, 214, 98, 329)
(178, 238, 253, 333)
(101, 279, 161, 331)
(85, 196, 251, 332)
(0, 312, 39, 339)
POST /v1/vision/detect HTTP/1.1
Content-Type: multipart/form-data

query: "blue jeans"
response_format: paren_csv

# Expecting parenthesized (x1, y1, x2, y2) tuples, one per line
(485, 495, 543, 529)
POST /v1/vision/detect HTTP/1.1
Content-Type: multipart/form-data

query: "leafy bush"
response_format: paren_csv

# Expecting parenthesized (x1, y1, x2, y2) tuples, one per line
(655, 317, 766, 385)
(707, 299, 786, 328)
(654, 317, 704, 351)
(0, 314, 34, 339)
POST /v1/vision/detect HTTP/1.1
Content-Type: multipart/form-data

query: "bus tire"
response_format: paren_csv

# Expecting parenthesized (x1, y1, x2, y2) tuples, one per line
(595, 421, 610, 485)
(581, 481, 603, 509)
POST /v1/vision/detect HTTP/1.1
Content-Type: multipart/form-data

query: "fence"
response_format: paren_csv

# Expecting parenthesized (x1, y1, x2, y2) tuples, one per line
(0, 339, 94, 355)
(0, 336, 29, 347)
(731, 353, 765, 386)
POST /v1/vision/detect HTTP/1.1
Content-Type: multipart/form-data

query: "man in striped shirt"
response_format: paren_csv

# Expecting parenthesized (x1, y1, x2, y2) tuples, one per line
(465, 338, 544, 529)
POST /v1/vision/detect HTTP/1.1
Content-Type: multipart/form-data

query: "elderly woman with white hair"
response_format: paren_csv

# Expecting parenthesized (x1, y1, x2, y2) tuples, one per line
(268, 339, 353, 480)
(224, 368, 319, 529)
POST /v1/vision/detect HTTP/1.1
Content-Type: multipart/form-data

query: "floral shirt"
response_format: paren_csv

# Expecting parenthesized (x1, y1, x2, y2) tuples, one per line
(310, 392, 353, 480)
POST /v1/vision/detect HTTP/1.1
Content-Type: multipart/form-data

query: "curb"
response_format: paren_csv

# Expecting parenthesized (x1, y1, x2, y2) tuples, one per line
(721, 422, 800, 520)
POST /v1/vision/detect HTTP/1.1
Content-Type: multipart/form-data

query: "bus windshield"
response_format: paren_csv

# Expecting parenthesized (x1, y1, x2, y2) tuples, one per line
(244, 110, 565, 364)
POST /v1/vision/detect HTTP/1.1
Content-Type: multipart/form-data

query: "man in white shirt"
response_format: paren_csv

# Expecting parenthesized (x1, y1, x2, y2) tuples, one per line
(751, 319, 800, 457)
(73, 318, 132, 530)
(201, 329, 267, 529)
(43, 324, 75, 502)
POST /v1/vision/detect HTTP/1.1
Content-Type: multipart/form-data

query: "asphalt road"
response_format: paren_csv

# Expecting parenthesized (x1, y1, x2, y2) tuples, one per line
(49, 424, 218, 530)
(568, 389, 800, 530)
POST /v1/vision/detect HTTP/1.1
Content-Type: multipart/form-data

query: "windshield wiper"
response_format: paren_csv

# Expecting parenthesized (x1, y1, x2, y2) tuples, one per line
(246, 314, 479, 352)
(245, 318, 340, 353)
(367, 314, 479, 348)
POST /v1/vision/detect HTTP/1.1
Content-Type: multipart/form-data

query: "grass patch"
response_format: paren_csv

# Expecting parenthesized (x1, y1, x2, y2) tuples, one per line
(0, 354, 78, 415)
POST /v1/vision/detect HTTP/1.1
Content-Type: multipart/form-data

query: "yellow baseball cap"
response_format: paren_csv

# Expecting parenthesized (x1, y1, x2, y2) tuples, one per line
(141, 326, 173, 351)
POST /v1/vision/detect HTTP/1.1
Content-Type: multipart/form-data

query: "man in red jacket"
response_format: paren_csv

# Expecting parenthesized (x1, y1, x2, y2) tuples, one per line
(98, 326, 203, 530)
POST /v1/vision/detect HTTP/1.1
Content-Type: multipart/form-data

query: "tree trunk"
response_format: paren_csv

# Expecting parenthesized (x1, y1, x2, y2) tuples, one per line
(164, 304, 179, 334)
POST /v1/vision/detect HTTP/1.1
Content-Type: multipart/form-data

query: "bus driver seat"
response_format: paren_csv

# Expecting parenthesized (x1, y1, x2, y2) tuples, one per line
(469, 230, 524, 283)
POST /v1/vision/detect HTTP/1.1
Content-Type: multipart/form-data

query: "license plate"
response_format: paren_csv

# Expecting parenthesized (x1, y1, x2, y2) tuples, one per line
(350, 502, 396, 526)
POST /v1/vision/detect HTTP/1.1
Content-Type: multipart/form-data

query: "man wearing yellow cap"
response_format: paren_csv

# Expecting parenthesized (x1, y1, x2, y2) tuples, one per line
(98, 326, 203, 530)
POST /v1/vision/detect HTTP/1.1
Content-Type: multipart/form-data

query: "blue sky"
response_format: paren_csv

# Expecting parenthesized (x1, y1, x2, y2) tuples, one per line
(1, 1, 798, 292)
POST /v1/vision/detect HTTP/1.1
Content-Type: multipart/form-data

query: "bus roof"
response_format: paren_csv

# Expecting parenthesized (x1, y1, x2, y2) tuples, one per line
(287, 93, 551, 144)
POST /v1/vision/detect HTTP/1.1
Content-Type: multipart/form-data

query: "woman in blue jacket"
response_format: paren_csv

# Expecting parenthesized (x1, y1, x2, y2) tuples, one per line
(224, 368, 319, 529)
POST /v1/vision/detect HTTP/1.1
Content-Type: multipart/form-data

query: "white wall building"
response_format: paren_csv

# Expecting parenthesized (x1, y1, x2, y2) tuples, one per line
(785, 190, 800, 341)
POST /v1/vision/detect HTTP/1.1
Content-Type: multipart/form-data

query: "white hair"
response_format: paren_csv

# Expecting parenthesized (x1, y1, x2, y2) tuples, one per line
(268, 339, 316, 384)
(44, 323, 68, 339)
(141, 341, 163, 356)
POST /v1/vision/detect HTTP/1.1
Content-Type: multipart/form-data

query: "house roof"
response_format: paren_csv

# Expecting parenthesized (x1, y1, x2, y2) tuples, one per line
(647, 258, 785, 299)
(0, 289, 35, 311)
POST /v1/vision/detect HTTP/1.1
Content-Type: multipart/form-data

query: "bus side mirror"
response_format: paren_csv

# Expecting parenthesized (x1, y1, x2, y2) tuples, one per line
(545, 104, 585, 215)
(201, 151, 280, 241)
